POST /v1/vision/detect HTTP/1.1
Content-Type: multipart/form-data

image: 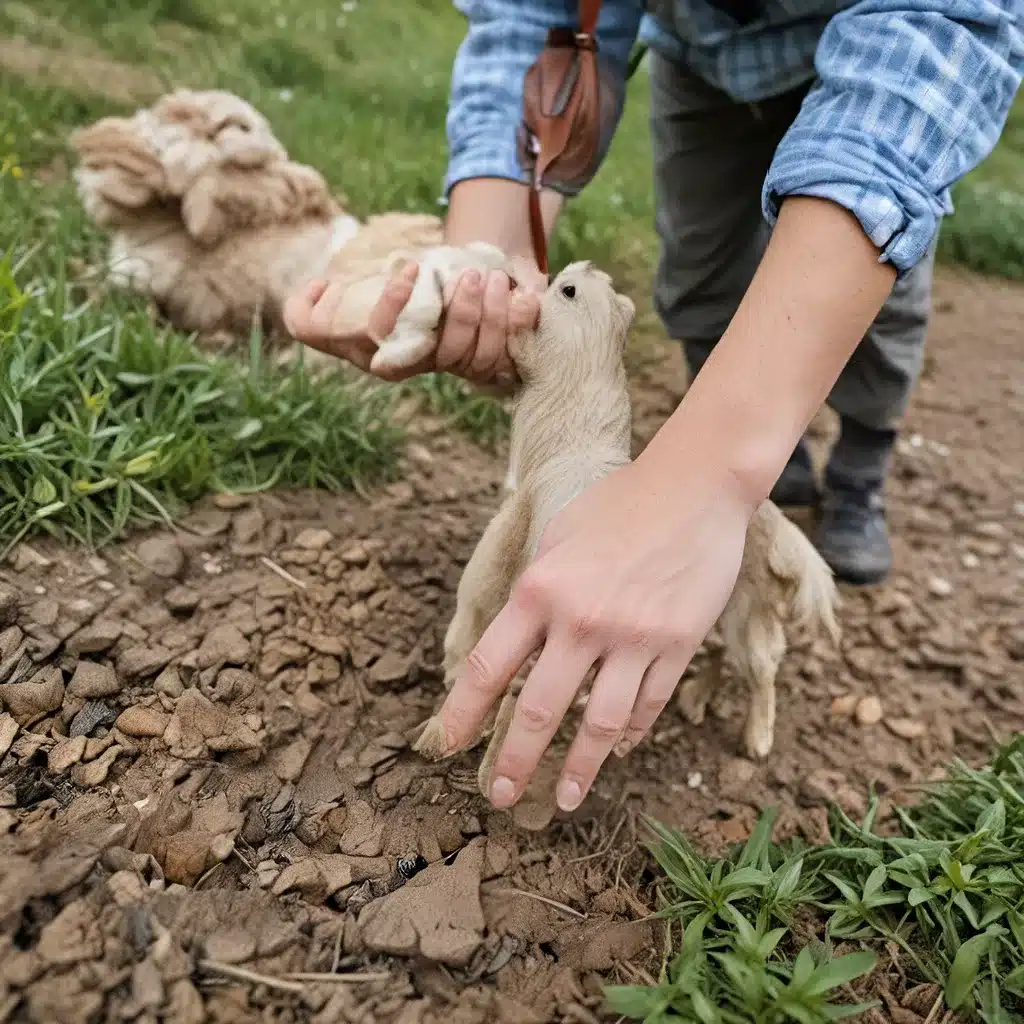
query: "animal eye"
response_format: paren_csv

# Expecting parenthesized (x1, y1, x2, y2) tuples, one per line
(561, 284, 576, 299)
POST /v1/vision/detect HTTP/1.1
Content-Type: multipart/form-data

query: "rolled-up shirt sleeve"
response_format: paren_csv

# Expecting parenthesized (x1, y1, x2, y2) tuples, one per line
(762, 0, 1023, 273)
(444, 0, 643, 197)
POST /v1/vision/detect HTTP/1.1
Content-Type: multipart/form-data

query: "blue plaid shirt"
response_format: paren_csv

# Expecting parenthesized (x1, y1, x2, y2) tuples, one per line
(444, 0, 1022, 272)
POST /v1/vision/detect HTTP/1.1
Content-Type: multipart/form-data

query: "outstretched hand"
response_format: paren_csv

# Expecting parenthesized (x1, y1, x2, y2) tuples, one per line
(432, 456, 755, 813)
(282, 259, 546, 387)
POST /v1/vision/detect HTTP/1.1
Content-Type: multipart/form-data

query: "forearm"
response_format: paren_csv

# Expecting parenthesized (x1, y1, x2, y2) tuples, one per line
(641, 196, 896, 507)
(444, 178, 562, 269)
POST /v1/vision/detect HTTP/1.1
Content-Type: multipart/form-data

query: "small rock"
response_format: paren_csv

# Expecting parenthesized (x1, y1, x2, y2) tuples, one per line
(294, 528, 333, 551)
(686, 771, 703, 789)
(0, 713, 18, 758)
(214, 492, 250, 510)
(196, 625, 250, 670)
(256, 860, 280, 889)
(69, 700, 118, 738)
(855, 695, 883, 726)
(72, 744, 122, 787)
(66, 618, 122, 656)
(232, 506, 265, 546)
(961, 552, 980, 569)
(164, 586, 200, 614)
(272, 859, 322, 898)
(205, 929, 257, 964)
(118, 644, 172, 681)
(831, 694, 859, 716)
(184, 506, 231, 537)
(326, 807, 348, 834)
(718, 757, 757, 800)
(29, 599, 59, 628)
(885, 717, 927, 740)
(137, 536, 185, 579)
(154, 665, 185, 698)
(271, 736, 313, 782)
(927, 576, 953, 599)
(340, 543, 368, 566)
(368, 650, 415, 686)
(116, 705, 170, 738)
(68, 660, 120, 698)
(0, 665, 64, 724)
(0, 584, 18, 627)
(48, 735, 88, 774)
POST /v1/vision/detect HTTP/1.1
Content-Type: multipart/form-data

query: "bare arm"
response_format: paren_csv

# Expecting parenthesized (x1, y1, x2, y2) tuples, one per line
(434, 194, 899, 813)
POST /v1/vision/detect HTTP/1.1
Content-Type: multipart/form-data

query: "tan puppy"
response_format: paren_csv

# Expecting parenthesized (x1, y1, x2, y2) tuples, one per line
(414, 262, 841, 828)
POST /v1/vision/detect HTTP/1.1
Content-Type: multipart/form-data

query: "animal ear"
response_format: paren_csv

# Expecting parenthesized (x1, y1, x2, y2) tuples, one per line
(69, 117, 168, 226)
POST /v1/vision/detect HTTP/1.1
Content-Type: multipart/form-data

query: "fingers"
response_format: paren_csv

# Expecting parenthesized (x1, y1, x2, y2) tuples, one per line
(435, 595, 545, 760)
(613, 648, 692, 758)
(435, 269, 484, 371)
(367, 261, 419, 343)
(282, 277, 328, 338)
(466, 271, 510, 380)
(483, 634, 596, 809)
(555, 647, 650, 811)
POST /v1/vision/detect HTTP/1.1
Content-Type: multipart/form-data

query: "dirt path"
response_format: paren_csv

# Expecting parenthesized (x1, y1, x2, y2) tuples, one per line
(0, 269, 1021, 1024)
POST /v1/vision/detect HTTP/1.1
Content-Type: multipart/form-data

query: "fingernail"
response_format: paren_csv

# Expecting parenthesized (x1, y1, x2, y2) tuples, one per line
(556, 779, 583, 812)
(613, 738, 633, 759)
(491, 775, 516, 808)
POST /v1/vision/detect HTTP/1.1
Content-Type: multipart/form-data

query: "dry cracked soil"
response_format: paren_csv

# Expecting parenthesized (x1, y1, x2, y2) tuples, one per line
(0, 269, 1021, 1024)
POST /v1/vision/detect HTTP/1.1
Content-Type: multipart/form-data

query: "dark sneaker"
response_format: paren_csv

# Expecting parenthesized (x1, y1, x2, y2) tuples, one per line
(770, 438, 821, 508)
(813, 486, 892, 585)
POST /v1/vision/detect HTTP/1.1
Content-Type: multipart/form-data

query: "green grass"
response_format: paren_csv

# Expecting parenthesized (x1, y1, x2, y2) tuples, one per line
(0, 0, 1022, 549)
(613, 735, 1024, 1023)
(0, 86, 401, 552)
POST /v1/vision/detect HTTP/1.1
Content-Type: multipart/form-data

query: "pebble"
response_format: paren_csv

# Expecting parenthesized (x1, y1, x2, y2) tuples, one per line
(232, 507, 265, 545)
(961, 552, 980, 569)
(196, 624, 250, 670)
(686, 772, 703, 789)
(48, 735, 88, 774)
(72, 744, 122, 787)
(885, 717, 927, 740)
(368, 650, 415, 685)
(855, 695, 883, 726)
(294, 528, 333, 551)
(66, 618, 123, 656)
(137, 536, 185, 579)
(117, 644, 172, 681)
(927, 576, 953, 598)
(115, 705, 170, 738)
(164, 586, 201, 614)
(213, 492, 251, 510)
(152, 668, 184, 701)
(68, 661, 121, 699)
(831, 694, 859, 716)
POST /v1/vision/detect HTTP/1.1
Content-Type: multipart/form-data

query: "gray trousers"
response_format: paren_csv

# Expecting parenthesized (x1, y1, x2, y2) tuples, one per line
(649, 53, 936, 445)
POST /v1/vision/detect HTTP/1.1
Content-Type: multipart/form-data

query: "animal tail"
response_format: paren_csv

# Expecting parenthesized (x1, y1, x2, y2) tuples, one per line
(763, 506, 842, 648)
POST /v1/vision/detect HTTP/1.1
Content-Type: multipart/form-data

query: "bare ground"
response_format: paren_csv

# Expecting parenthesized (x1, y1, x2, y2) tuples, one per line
(0, 268, 1021, 1024)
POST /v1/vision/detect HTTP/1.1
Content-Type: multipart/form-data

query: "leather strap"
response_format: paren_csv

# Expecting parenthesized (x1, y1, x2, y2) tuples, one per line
(519, 0, 609, 276)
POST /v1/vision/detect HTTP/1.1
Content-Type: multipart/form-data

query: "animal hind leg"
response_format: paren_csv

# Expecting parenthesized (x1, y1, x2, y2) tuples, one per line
(734, 617, 786, 760)
(677, 646, 724, 726)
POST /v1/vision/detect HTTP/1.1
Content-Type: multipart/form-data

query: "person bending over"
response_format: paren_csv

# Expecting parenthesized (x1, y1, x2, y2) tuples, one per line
(285, 0, 1021, 815)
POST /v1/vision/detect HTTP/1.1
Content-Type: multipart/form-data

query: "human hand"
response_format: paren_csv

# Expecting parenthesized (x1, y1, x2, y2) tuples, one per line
(433, 456, 756, 814)
(282, 258, 546, 388)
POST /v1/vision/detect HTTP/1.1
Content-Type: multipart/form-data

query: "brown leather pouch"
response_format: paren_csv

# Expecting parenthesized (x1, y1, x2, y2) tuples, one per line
(518, 0, 622, 274)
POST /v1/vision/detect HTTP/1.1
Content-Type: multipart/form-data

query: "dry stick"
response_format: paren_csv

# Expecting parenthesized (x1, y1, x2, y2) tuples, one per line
(260, 556, 308, 590)
(568, 812, 627, 864)
(491, 887, 587, 920)
(282, 972, 392, 984)
(199, 959, 305, 994)
(330, 922, 344, 975)
(193, 861, 224, 891)
(923, 991, 945, 1024)
(231, 845, 256, 874)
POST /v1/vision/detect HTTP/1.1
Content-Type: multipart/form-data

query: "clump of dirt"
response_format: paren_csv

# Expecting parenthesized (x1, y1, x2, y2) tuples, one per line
(0, 269, 1022, 1022)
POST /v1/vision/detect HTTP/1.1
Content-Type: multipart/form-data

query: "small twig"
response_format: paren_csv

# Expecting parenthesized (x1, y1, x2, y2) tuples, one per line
(330, 923, 344, 975)
(923, 992, 944, 1024)
(568, 813, 627, 864)
(490, 887, 587, 920)
(282, 972, 391, 984)
(193, 861, 224, 891)
(231, 846, 255, 874)
(260, 556, 308, 590)
(198, 959, 304, 993)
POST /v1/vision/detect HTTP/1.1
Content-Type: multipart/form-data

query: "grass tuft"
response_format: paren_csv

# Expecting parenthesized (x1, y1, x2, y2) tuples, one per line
(617, 734, 1024, 1021)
